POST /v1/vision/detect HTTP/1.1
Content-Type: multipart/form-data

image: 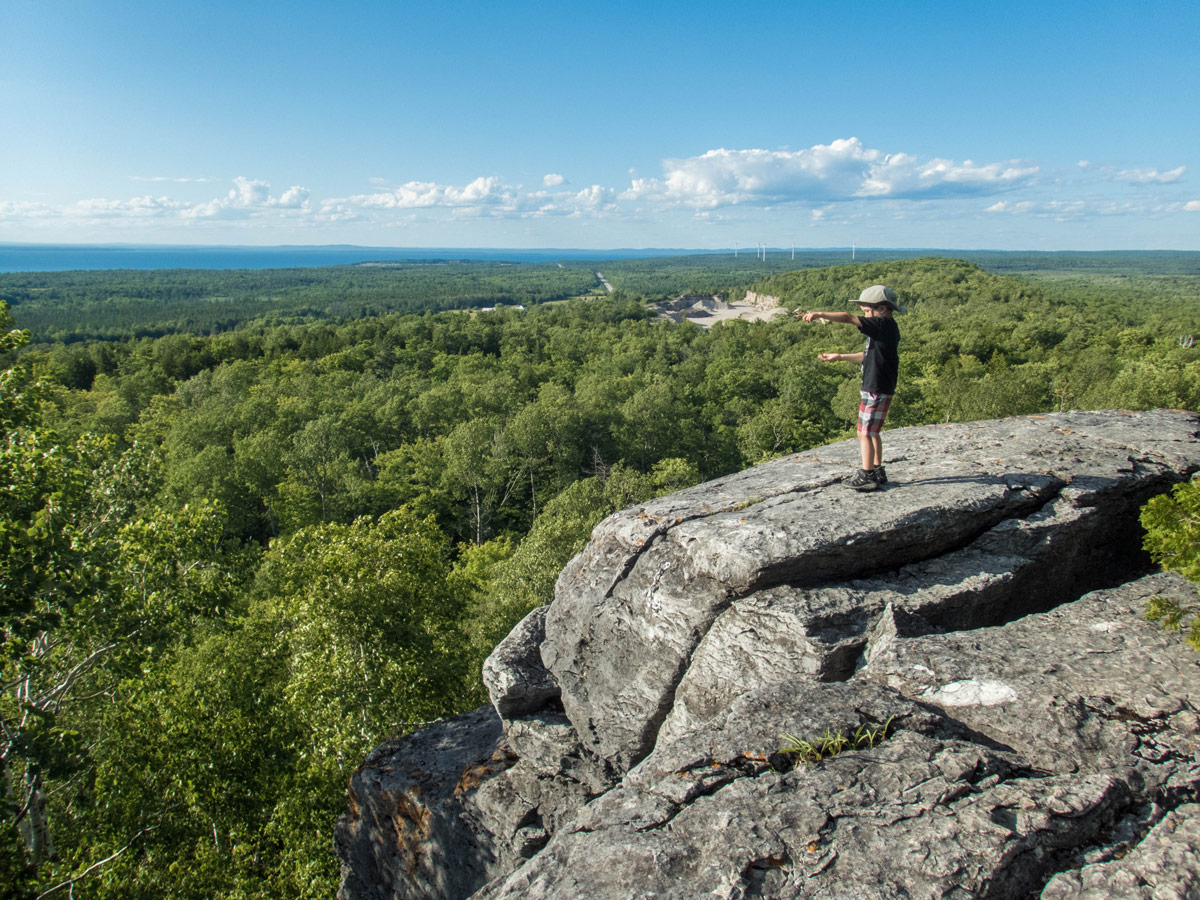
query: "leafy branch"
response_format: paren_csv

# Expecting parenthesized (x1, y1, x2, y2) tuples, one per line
(1145, 595, 1200, 651)
(1141, 478, 1200, 651)
(35, 825, 156, 899)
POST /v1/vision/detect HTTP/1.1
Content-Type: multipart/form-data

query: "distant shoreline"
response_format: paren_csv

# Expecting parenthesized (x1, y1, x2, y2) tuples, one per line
(0, 244, 715, 274)
(1, 243, 1197, 274)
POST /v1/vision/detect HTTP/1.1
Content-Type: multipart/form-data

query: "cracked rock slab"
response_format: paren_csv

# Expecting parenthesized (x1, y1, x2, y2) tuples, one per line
(1041, 803, 1200, 899)
(859, 572, 1200, 801)
(541, 410, 1200, 773)
(475, 681, 1129, 900)
(658, 487, 1157, 746)
(338, 411, 1200, 900)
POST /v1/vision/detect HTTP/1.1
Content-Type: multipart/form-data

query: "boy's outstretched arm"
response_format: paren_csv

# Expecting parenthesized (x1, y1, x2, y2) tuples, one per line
(797, 309, 863, 327)
(818, 351, 865, 363)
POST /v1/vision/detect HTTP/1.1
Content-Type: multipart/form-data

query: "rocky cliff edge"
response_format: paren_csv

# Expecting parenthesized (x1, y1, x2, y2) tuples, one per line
(336, 410, 1200, 900)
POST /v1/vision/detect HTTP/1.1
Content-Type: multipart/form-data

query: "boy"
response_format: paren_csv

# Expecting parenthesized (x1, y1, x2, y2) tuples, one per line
(797, 284, 903, 491)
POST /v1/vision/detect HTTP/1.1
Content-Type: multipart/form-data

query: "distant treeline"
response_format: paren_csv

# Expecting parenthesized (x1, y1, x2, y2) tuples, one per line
(2, 262, 600, 341)
(7, 250, 1197, 343)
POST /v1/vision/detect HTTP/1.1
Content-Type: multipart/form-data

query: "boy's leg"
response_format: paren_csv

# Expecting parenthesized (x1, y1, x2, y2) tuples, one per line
(856, 392, 892, 486)
(859, 433, 875, 470)
(851, 391, 887, 491)
(871, 435, 887, 484)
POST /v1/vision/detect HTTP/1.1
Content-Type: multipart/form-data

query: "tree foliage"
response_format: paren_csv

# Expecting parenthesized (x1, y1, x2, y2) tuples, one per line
(1141, 478, 1200, 651)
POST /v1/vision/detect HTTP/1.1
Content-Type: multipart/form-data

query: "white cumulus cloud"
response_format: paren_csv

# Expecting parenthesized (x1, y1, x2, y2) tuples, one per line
(622, 138, 1038, 208)
(11, 144, 1195, 242)
(184, 177, 312, 219)
(327, 176, 617, 220)
(984, 199, 1146, 220)
(334, 176, 517, 211)
(73, 195, 192, 217)
(40, 178, 315, 223)
(275, 185, 310, 208)
(526, 184, 617, 217)
(1113, 165, 1186, 184)
(0, 200, 58, 220)
(858, 154, 1039, 199)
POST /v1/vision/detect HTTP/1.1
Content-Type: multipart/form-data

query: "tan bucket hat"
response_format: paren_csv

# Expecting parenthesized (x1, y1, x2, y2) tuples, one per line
(855, 284, 905, 313)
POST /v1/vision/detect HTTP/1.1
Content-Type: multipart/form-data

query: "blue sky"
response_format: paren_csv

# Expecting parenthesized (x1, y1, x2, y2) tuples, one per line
(2, 0, 1197, 250)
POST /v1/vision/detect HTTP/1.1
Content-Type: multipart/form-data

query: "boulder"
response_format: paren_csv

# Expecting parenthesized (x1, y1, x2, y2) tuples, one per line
(472, 681, 1128, 900)
(334, 704, 613, 900)
(477, 572, 1200, 900)
(482, 606, 559, 719)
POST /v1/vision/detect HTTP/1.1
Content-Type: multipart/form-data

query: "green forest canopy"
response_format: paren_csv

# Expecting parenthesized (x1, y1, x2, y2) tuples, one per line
(2, 253, 1197, 898)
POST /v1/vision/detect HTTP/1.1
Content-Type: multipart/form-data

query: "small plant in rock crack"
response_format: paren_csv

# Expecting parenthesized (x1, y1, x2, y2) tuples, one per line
(729, 495, 765, 512)
(778, 717, 895, 768)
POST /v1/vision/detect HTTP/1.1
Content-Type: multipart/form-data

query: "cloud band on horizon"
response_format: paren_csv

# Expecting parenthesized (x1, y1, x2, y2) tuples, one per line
(1, 139, 1193, 235)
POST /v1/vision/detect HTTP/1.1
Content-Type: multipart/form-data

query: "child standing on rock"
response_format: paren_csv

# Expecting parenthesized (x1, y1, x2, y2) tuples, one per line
(797, 284, 903, 491)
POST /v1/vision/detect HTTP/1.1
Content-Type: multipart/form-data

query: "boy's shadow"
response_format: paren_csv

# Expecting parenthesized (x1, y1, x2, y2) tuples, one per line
(877, 457, 1066, 490)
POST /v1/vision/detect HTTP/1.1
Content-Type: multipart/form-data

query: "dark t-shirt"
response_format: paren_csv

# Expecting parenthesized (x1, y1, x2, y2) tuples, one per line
(857, 316, 900, 395)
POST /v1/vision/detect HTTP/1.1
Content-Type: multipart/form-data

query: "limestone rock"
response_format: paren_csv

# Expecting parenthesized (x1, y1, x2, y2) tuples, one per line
(1041, 804, 1200, 899)
(335, 706, 612, 900)
(657, 488, 1143, 744)
(335, 707, 512, 900)
(337, 410, 1200, 900)
(859, 572, 1200, 802)
(479, 681, 1130, 900)
(476, 571, 1200, 900)
(541, 409, 1197, 771)
(482, 606, 559, 719)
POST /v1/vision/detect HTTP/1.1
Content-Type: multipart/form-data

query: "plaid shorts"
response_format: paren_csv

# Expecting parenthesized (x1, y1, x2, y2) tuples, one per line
(857, 391, 893, 437)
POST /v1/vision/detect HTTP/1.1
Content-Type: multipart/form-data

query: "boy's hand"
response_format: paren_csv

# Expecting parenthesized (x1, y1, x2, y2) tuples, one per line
(798, 311, 820, 322)
(818, 352, 839, 362)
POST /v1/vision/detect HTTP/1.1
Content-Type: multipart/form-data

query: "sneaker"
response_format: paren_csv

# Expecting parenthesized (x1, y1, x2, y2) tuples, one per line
(845, 468, 878, 491)
(873, 465, 888, 485)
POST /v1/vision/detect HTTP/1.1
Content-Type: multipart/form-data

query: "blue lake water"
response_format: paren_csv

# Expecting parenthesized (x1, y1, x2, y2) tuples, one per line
(0, 244, 709, 273)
